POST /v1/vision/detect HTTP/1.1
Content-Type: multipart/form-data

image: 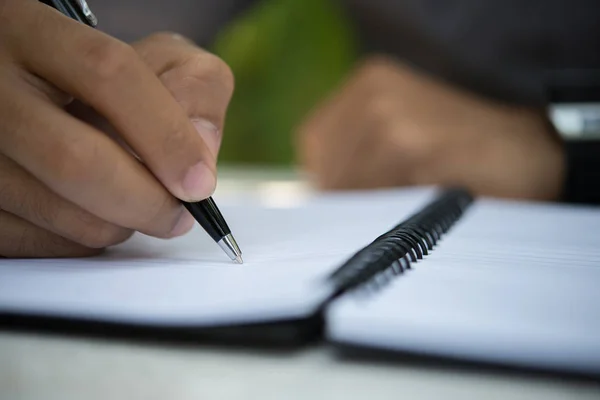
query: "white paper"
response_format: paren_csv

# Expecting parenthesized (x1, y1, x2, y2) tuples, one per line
(326, 199, 600, 374)
(0, 187, 435, 327)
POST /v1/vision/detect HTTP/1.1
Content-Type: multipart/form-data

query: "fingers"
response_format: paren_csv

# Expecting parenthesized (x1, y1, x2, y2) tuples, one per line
(7, 1, 217, 202)
(298, 54, 566, 200)
(0, 154, 134, 249)
(296, 68, 374, 189)
(132, 32, 235, 157)
(0, 211, 99, 258)
(0, 81, 194, 239)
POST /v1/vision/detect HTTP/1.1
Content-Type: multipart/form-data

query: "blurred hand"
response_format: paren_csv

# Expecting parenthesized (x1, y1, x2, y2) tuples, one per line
(0, 0, 234, 257)
(297, 56, 565, 201)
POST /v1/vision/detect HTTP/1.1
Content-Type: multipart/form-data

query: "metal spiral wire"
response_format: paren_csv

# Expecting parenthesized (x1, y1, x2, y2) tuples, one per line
(328, 188, 474, 296)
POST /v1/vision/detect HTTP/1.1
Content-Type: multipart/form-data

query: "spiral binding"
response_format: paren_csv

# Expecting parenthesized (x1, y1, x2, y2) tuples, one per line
(328, 188, 474, 295)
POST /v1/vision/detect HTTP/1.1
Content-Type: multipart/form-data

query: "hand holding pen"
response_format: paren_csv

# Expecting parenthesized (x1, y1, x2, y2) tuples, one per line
(0, 0, 241, 261)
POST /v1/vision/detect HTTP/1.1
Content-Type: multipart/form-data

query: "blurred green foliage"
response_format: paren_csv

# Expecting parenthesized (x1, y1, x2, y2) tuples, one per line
(212, 0, 358, 165)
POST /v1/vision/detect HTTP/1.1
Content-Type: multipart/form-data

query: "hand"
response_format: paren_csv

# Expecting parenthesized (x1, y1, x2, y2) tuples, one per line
(296, 56, 565, 201)
(0, 0, 234, 257)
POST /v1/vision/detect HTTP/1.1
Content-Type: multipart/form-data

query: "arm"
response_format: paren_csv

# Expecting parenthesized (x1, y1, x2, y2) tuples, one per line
(297, 0, 600, 204)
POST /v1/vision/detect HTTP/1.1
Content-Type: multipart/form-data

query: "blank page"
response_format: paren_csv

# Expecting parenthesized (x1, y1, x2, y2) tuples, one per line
(326, 199, 600, 375)
(0, 188, 435, 328)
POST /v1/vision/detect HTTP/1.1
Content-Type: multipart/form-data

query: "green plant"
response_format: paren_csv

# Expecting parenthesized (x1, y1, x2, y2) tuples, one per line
(213, 0, 358, 165)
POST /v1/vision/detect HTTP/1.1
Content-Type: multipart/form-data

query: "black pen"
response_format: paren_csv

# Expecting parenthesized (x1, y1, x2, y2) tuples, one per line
(40, 0, 243, 263)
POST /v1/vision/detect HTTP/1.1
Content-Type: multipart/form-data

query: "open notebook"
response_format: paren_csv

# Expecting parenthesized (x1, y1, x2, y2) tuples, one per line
(1, 187, 599, 375)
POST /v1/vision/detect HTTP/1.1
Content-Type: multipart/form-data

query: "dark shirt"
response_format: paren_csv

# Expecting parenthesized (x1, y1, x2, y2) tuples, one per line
(92, 0, 600, 204)
(340, 0, 600, 204)
(564, 141, 600, 204)
(90, 0, 251, 46)
(344, 0, 600, 106)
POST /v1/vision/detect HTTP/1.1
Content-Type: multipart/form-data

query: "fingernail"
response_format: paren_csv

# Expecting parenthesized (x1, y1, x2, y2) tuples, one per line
(192, 118, 221, 157)
(169, 209, 195, 237)
(182, 161, 216, 200)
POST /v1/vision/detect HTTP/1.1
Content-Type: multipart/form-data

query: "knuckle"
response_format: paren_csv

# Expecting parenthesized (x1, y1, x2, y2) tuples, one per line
(28, 192, 61, 230)
(10, 221, 34, 256)
(47, 140, 88, 183)
(366, 94, 397, 120)
(74, 219, 133, 249)
(35, 232, 99, 258)
(0, 210, 97, 257)
(18, 69, 73, 105)
(145, 31, 187, 44)
(41, 231, 79, 256)
(353, 56, 397, 91)
(48, 136, 111, 185)
(160, 119, 194, 158)
(215, 58, 235, 94)
(138, 194, 177, 237)
(11, 219, 62, 257)
(182, 53, 235, 95)
(80, 37, 137, 83)
(145, 31, 176, 42)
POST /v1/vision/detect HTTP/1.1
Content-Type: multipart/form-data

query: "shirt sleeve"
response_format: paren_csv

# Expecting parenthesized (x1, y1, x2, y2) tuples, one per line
(341, 0, 600, 106)
(562, 140, 600, 204)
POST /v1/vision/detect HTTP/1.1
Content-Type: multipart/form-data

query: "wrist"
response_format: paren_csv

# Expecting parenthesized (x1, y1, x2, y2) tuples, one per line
(413, 107, 566, 201)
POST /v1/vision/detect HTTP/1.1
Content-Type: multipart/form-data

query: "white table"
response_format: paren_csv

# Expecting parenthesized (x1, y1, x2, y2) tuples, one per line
(2, 332, 600, 400)
(2, 168, 600, 399)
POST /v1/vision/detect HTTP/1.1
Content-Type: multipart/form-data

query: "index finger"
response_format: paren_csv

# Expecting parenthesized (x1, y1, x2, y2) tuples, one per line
(7, 0, 216, 202)
(131, 32, 235, 157)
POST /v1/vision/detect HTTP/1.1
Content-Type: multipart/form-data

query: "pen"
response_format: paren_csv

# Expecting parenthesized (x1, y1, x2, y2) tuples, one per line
(39, 0, 243, 264)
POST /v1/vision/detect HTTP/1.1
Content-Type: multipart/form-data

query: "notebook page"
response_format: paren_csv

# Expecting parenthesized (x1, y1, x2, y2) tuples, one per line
(326, 199, 600, 374)
(0, 187, 435, 328)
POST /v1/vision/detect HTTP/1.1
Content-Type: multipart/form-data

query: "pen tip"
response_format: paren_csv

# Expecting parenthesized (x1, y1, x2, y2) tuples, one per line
(218, 234, 243, 264)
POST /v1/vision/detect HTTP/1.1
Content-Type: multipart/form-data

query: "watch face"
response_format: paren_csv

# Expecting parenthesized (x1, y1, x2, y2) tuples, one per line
(550, 103, 600, 138)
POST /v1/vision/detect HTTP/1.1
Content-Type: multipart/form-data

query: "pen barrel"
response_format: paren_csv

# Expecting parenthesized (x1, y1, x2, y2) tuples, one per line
(40, 0, 90, 25)
(183, 198, 231, 242)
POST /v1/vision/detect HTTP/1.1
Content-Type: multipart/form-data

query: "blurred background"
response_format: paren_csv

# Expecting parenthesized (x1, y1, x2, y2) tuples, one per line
(89, 0, 600, 201)
(92, 0, 360, 167)
(212, 0, 358, 166)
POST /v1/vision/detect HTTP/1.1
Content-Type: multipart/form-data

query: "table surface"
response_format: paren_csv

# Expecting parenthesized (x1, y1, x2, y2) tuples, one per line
(2, 168, 600, 400)
(2, 332, 600, 400)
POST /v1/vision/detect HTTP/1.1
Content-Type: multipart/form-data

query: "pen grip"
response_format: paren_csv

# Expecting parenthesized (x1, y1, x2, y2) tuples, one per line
(183, 198, 231, 242)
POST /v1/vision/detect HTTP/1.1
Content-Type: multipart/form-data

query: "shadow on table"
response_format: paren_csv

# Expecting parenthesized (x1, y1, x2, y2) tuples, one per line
(330, 343, 600, 385)
(3, 312, 600, 385)
(0, 311, 324, 355)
